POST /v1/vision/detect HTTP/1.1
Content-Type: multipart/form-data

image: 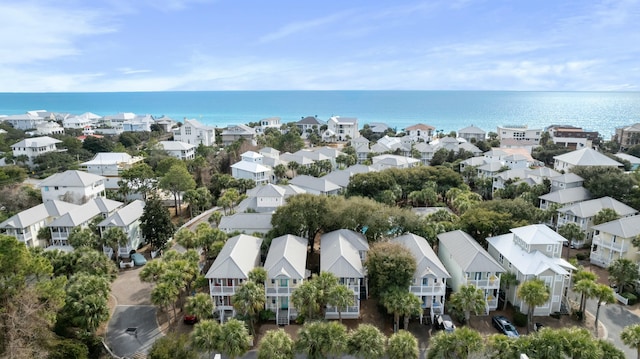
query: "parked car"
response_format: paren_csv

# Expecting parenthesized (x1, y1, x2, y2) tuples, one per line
(434, 314, 456, 333)
(131, 253, 147, 266)
(183, 314, 198, 325)
(492, 315, 520, 337)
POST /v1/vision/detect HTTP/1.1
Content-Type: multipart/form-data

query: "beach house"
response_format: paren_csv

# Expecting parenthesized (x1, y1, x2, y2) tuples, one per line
(81, 152, 144, 189)
(98, 200, 145, 259)
(590, 216, 640, 268)
(173, 118, 216, 146)
(553, 148, 622, 172)
(0, 200, 78, 248)
(39, 170, 107, 204)
(10, 136, 62, 166)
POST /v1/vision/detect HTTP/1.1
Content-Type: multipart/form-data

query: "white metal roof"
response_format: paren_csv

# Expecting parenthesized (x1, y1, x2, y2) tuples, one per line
(205, 234, 263, 279)
(392, 233, 450, 279)
(437, 230, 505, 273)
(264, 235, 308, 279)
(39, 170, 105, 187)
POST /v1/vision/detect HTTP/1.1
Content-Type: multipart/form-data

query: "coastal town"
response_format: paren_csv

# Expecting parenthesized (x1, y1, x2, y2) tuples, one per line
(3, 110, 640, 358)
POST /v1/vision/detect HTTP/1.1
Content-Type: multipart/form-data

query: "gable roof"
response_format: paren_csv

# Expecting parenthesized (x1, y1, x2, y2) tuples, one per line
(48, 198, 123, 228)
(246, 183, 286, 198)
(39, 170, 105, 188)
(321, 231, 365, 278)
(459, 125, 486, 134)
(205, 234, 263, 279)
(98, 200, 144, 228)
(183, 118, 215, 130)
(392, 233, 450, 279)
(322, 229, 369, 251)
(290, 175, 341, 193)
(510, 224, 567, 245)
(81, 152, 135, 166)
(405, 123, 435, 131)
(230, 160, 271, 173)
(218, 212, 273, 232)
(539, 186, 591, 204)
(264, 235, 308, 279)
(553, 148, 622, 167)
(550, 173, 584, 184)
(558, 196, 638, 218)
(615, 152, 640, 165)
(0, 200, 78, 229)
(321, 165, 375, 188)
(592, 215, 640, 238)
(437, 230, 504, 273)
(158, 141, 196, 151)
(297, 116, 323, 125)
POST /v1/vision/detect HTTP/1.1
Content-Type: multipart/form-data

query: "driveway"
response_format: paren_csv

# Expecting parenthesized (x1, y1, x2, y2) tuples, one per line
(584, 297, 640, 358)
(107, 264, 161, 358)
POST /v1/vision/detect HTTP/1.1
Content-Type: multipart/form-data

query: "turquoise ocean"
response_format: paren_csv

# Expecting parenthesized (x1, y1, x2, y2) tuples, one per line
(0, 91, 639, 138)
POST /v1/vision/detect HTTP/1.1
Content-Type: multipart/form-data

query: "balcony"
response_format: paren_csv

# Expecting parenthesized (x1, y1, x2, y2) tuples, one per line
(266, 286, 295, 295)
(326, 305, 359, 313)
(410, 284, 446, 295)
(589, 252, 614, 268)
(210, 286, 237, 294)
(592, 235, 628, 253)
(466, 278, 500, 289)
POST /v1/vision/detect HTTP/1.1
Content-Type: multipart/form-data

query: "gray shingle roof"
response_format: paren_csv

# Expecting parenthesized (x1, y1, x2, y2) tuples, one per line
(48, 198, 123, 227)
(437, 230, 505, 273)
(289, 175, 341, 193)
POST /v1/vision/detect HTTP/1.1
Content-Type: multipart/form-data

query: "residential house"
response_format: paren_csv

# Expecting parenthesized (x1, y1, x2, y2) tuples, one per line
(11, 136, 62, 166)
(47, 197, 123, 249)
(556, 196, 638, 248)
(437, 230, 505, 313)
(0, 200, 78, 248)
(487, 224, 575, 316)
(615, 123, 640, 151)
(230, 151, 272, 185)
(458, 125, 486, 143)
(371, 154, 420, 170)
(391, 233, 450, 323)
(546, 125, 598, 150)
(153, 116, 177, 132)
(98, 200, 145, 259)
(321, 164, 375, 189)
(123, 114, 154, 132)
(264, 234, 309, 325)
(324, 116, 359, 142)
(553, 148, 622, 172)
(2, 112, 45, 130)
(590, 216, 640, 268)
(256, 117, 282, 134)
(235, 183, 305, 213)
(414, 142, 435, 164)
(81, 152, 144, 189)
(295, 116, 324, 136)
(173, 118, 216, 146)
(218, 212, 273, 235)
(39, 170, 106, 204)
(321, 229, 369, 319)
(404, 123, 435, 142)
(497, 125, 542, 146)
(63, 112, 101, 129)
(351, 137, 371, 164)
(615, 153, 640, 171)
(205, 234, 263, 322)
(221, 124, 256, 146)
(35, 121, 64, 136)
(158, 141, 196, 160)
(550, 173, 584, 191)
(539, 187, 592, 211)
(289, 175, 341, 195)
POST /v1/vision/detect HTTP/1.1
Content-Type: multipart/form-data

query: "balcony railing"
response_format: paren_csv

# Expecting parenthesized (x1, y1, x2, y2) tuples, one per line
(326, 305, 359, 313)
(410, 284, 446, 295)
(486, 297, 499, 310)
(211, 286, 237, 294)
(589, 252, 613, 267)
(466, 278, 500, 288)
(592, 235, 628, 253)
(266, 287, 296, 295)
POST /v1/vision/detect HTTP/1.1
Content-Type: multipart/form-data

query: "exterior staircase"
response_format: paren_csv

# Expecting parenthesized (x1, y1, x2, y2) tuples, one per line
(277, 309, 289, 325)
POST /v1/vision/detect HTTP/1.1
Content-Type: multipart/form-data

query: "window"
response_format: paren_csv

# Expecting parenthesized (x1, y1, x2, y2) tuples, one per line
(547, 245, 553, 252)
(54, 186, 59, 190)
(499, 254, 504, 263)
(185, 126, 192, 135)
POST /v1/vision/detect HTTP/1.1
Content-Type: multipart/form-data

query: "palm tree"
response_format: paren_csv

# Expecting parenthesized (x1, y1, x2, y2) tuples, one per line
(346, 324, 387, 359)
(311, 271, 339, 318)
(608, 258, 640, 294)
(208, 211, 223, 227)
(593, 283, 616, 337)
(191, 319, 222, 359)
(218, 318, 252, 359)
(427, 326, 483, 359)
(558, 222, 585, 260)
(248, 267, 267, 285)
(291, 281, 319, 320)
(517, 278, 550, 333)
(400, 292, 423, 330)
(621, 324, 640, 359)
(185, 292, 215, 321)
(381, 288, 409, 332)
(101, 227, 127, 261)
(232, 281, 266, 335)
(500, 272, 519, 310)
(287, 161, 300, 177)
(449, 284, 487, 326)
(295, 321, 347, 359)
(151, 281, 180, 323)
(273, 164, 288, 182)
(573, 278, 597, 320)
(257, 329, 294, 359)
(485, 333, 519, 359)
(387, 330, 418, 359)
(174, 228, 198, 250)
(327, 284, 355, 323)
(139, 259, 166, 283)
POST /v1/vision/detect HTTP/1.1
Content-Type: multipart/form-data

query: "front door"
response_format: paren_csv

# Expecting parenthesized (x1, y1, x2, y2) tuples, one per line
(280, 297, 289, 310)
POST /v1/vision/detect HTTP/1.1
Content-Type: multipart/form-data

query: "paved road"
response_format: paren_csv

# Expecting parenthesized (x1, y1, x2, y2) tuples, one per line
(584, 297, 640, 358)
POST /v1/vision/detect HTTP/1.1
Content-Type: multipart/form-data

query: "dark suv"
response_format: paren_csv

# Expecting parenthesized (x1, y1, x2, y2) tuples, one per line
(492, 315, 519, 337)
(434, 314, 456, 333)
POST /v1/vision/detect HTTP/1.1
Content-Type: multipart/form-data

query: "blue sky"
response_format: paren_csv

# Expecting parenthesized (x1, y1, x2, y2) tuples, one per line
(1, 0, 639, 92)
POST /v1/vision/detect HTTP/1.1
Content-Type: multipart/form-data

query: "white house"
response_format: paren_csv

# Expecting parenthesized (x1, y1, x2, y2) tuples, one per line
(321, 229, 369, 319)
(458, 125, 486, 142)
(81, 152, 144, 189)
(324, 116, 359, 142)
(487, 224, 575, 316)
(173, 118, 216, 146)
(221, 124, 256, 146)
(0, 200, 78, 248)
(556, 196, 638, 248)
(218, 212, 273, 235)
(437, 230, 505, 313)
(35, 121, 64, 136)
(371, 154, 420, 170)
(553, 148, 622, 172)
(63, 112, 101, 129)
(205, 234, 263, 322)
(11, 136, 62, 165)
(391, 233, 450, 323)
(2, 113, 45, 130)
(98, 200, 145, 259)
(123, 114, 154, 132)
(39, 170, 107, 204)
(256, 117, 282, 134)
(296, 116, 324, 135)
(497, 125, 542, 145)
(404, 123, 435, 142)
(231, 157, 272, 185)
(264, 234, 309, 325)
(47, 197, 123, 248)
(289, 175, 341, 195)
(158, 141, 196, 160)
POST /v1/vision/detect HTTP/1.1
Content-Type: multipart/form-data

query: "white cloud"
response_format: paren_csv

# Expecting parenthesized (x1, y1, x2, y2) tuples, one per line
(259, 10, 353, 43)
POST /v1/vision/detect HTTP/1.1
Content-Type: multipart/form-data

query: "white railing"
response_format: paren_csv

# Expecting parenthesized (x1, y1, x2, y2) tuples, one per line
(266, 287, 295, 295)
(326, 305, 359, 313)
(592, 236, 628, 253)
(410, 285, 446, 295)
(466, 278, 500, 288)
(589, 252, 612, 267)
(615, 292, 629, 305)
(211, 286, 236, 294)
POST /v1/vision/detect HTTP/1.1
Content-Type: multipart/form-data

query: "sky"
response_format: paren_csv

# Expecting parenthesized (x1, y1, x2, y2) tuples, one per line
(1, 0, 639, 92)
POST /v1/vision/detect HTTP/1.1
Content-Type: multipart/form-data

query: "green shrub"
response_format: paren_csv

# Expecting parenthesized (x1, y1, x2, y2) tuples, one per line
(48, 339, 89, 359)
(513, 311, 528, 327)
(259, 309, 275, 321)
(621, 292, 637, 305)
(575, 253, 587, 261)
